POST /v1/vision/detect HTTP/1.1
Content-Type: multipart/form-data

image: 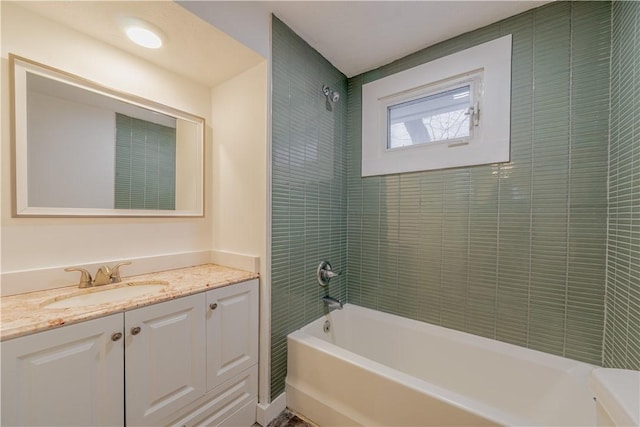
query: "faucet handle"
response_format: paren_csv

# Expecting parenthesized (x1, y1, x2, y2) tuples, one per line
(317, 261, 340, 286)
(324, 269, 339, 279)
(109, 261, 131, 283)
(64, 267, 92, 288)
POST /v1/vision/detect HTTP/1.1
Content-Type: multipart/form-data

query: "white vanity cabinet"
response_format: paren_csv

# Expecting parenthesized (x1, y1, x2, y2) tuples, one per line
(125, 292, 206, 426)
(1, 278, 259, 427)
(164, 278, 259, 427)
(206, 279, 258, 390)
(1, 313, 124, 427)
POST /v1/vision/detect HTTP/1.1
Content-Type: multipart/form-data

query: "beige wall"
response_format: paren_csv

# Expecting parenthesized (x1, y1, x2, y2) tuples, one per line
(210, 61, 269, 401)
(1, 3, 213, 279)
(1, 0, 271, 404)
(210, 61, 267, 277)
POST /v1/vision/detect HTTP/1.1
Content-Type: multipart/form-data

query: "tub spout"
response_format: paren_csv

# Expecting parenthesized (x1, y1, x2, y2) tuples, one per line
(322, 295, 343, 311)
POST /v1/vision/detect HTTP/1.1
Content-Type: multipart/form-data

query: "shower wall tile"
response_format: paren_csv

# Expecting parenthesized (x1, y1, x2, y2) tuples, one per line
(270, 0, 633, 403)
(270, 16, 348, 398)
(565, 1, 611, 363)
(604, 0, 640, 371)
(346, 1, 611, 365)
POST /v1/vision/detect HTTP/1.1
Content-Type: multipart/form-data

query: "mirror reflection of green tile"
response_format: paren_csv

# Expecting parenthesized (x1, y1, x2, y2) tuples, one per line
(114, 113, 176, 210)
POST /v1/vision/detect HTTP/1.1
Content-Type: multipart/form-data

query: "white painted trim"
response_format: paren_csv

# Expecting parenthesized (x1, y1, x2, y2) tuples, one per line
(362, 34, 512, 176)
(210, 250, 260, 273)
(11, 55, 205, 218)
(258, 13, 274, 408)
(1, 250, 209, 297)
(256, 392, 286, 427)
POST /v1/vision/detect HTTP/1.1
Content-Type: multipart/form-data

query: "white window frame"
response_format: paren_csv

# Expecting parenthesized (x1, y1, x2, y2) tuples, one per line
(385, 72, 482, 150)
(362, 34, 512, 177)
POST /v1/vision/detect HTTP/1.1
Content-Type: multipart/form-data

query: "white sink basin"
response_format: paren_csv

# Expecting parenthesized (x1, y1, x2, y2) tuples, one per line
(43, 281, 169, 309)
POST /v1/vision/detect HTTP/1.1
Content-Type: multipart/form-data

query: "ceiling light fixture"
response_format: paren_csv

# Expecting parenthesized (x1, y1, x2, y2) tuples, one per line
(123, 19, 165, 49)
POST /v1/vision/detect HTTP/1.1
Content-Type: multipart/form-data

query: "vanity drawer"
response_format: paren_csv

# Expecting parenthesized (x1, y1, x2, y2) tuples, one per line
(166, 365, 258, 427)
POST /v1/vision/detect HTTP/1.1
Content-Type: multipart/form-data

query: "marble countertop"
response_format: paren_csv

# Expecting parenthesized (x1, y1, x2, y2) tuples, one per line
(1, 264, 259, 341)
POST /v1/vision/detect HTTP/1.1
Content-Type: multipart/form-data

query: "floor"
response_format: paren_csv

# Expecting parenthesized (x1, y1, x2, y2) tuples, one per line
(264, 409, 317, 427)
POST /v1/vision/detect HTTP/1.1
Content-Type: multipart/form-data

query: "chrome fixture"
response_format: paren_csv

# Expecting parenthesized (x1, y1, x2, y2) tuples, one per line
(65, 261, 132, 288)
(323, 320, 331, 333)
(322, 84, 340, 103)
(317, 261, 340, 286)
(322, 295, 343, 311)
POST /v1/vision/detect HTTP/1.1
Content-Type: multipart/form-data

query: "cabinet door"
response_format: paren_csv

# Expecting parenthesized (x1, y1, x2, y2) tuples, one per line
(1, 314, 124, 427)
(125, 293, 206, 426)
(206, 279, 258, 390)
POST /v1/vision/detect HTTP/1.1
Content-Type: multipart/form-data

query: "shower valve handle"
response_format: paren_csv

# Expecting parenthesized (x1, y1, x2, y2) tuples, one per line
(317, 261, 340, 286)
(323, 270, 339, 279)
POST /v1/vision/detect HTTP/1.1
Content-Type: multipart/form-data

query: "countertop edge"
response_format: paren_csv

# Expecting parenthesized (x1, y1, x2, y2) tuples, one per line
(1, 264, 259, 341)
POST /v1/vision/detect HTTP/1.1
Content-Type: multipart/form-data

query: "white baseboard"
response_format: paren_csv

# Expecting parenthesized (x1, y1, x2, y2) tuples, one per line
(256, 392, 287, 427)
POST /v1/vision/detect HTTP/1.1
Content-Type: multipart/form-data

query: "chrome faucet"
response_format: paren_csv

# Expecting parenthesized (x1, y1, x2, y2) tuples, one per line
(322, 295, 343, 311)
(65, 261, 132, 288)
(317, 261, 340, 286)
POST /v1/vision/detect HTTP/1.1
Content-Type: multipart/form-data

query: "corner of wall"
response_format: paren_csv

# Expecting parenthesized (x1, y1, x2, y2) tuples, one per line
(256, 392, 286, 426)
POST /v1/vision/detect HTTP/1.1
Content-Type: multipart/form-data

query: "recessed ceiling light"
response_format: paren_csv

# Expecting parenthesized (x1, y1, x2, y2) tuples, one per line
(123, 19, 165, 49)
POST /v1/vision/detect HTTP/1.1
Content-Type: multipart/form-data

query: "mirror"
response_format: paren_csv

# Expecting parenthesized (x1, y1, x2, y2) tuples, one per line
(10, 54, 205, 217)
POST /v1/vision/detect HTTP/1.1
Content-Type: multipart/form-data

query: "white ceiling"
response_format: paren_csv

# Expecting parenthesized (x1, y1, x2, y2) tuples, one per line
(16, 1, 548, 86)
(264, 1, 548, 77)
(13, 1, 265, 88)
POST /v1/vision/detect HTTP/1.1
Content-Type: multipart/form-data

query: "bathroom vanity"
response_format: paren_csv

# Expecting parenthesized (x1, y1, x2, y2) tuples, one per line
(1, 264, 259, 427)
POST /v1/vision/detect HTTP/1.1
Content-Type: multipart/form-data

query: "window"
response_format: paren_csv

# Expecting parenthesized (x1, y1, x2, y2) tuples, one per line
(362, 35, 512, 177)
(388, 85, 471, 149)
(387, 78, 480, 150)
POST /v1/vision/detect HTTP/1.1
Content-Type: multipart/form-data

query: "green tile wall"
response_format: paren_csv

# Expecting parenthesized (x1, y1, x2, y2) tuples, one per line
(346, 1, 611, 365)
(271, 16, 348, 398)
(604, 1, 640, 370)
(270, 0, 640, 402)
(114, 113, 176, 210)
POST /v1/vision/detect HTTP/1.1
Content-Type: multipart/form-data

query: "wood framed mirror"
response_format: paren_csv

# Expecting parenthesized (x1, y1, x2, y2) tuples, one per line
(10, 54, 205, 217)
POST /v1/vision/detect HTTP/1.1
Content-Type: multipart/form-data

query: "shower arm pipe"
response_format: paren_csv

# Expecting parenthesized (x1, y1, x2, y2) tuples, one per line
(322, 84, 340, 102)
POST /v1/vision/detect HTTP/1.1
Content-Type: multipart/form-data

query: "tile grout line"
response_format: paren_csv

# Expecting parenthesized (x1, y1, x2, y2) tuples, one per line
(465, 170, 472, 331)
(621, 2, 638, 368)
(439, 176, 446, 325)
(562, 2, 574, 359)
(602, 0, 615, 368)
(526, 9, 536, 349)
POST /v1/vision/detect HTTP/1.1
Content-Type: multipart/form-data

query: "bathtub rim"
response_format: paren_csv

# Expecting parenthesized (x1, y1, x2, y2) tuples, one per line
(590, 368, 640, 427)
(306, 304, 597, 374)
(288, 304, 640, 427)
(286, 328, 530, 426)
(287, 303, 565, 426)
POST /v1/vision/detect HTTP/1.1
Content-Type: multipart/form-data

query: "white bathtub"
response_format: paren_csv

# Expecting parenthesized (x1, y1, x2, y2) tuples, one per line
(285, 304, 639, 427)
